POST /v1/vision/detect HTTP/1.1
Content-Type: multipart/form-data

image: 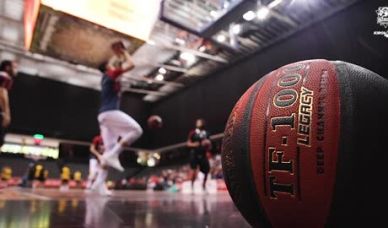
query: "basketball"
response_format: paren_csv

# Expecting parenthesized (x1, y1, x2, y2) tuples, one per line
(221, 59, 388, 227)
(201, 139, 212, 151)
(147, 115, 163, 129)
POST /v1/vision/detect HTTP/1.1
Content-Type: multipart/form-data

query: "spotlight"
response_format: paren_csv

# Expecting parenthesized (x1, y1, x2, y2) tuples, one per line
(231, 24, 242, 35)
(147, 157, 156, 167)
(210, 10, 219, 18)
(153, 153, 161, 160)
(268, 0, 283, 9)
(257, 7, 270, 20)
(216, 34, 226, 43)
(147, 40, 156, 45)
(179, 52, 196, 65)
(174, 38, 186, 46)
(136, 151, 147, 165)
(243, 11, 255, 21)
(155, 74, 164, 81)
(198, 46, 207, 52)
(158, 67, 167, 74)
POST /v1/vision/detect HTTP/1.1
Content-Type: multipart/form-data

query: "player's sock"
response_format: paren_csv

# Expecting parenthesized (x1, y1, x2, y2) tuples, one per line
(101, 183, 112, 196)
(91, 168, 108, 191)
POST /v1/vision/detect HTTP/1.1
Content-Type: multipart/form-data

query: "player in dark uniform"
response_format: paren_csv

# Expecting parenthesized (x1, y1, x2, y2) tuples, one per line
(0, 60, 17, 146)
(187, 118, 212, 192)
(91, 41, 143, 195)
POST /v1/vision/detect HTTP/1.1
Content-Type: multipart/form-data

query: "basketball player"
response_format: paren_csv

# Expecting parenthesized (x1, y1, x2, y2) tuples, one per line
(0, 60, 17, 146)
(73, 170, 82, 188)
(86, 135, 103, 190)
(60, 165, 71, 191)
(32, 164, 44, 188)
(92, 41, 143, 194)
(187, 118, 212, 192)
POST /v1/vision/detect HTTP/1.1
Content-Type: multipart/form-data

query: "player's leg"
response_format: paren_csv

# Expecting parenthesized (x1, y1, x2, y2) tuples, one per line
(191, 168, 199, 190)
(189, 150, 197, 190)
(90, 113, 119, 194)
(98, 112, 118, 152)
(199, 158, 210, 191)
(101, 111, 143, 171)
(86, 158, 98, 189)
(107, 110, 142, 153)
(90, 165, 111, 196)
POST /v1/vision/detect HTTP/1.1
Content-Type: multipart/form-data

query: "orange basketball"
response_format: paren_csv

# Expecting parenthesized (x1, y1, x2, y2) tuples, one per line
(222, 59, 388, 227)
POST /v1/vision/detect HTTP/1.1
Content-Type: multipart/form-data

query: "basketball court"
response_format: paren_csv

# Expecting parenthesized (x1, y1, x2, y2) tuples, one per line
(0, 188, 249, 227)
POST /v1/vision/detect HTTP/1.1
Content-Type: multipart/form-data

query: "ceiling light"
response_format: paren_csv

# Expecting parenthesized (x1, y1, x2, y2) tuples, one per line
(179, 52, 196, 64)
(155, 74, 164, 81)
(231, 24, 242, 35)
(170, 59, 182, 66)
(146, 40, 156, 45)
(243, 11, 255, 21)
(210, 10, 219, 18)
(268, 0, 283, 8)
(216, 34, 226, 43)
(174, 38, 186, 46)
(257, 7, 270, 20)
(223, 1, 230, 9)
(147, 157, 156, 167)
(153, 153, 161, 160)
(158, 67, 167, 74)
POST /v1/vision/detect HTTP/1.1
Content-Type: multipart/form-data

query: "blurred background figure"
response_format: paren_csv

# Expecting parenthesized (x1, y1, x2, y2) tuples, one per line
(186, 118, 211, 193)
(0, 165, 12, 188)
(86, 135, 104, 190)
(19, 161, 36, 188)
(0, 60, 17, 147)
(74, 170, 82, 188)
(60, 165, 71, 191)
(32, 163, 46, 188)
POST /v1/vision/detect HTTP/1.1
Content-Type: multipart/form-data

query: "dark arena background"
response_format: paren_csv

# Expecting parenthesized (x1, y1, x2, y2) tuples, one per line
(0, 0, 387, 227)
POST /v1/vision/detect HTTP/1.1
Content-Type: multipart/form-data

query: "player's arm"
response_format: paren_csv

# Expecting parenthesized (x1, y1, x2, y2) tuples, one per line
(120, 51, 135, 73)
(204, 132, 212, 149)
(89, 143, 101, 161)
(0, 87, 10, 127)
(186, 131, 200, 148)
(106, 52, 135, 80)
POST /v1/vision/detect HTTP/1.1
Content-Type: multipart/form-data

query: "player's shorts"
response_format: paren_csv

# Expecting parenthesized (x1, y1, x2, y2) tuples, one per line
(190, 151, 210, 174)
(38, 175, 45, 182)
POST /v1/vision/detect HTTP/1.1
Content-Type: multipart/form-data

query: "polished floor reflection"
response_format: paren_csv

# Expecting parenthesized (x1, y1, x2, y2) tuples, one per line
(0, 188, 250, 228)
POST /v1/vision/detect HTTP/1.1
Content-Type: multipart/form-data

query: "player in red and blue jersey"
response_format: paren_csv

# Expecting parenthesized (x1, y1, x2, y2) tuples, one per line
(86, 135, 104, 191)
(90, 41, 143, 195)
